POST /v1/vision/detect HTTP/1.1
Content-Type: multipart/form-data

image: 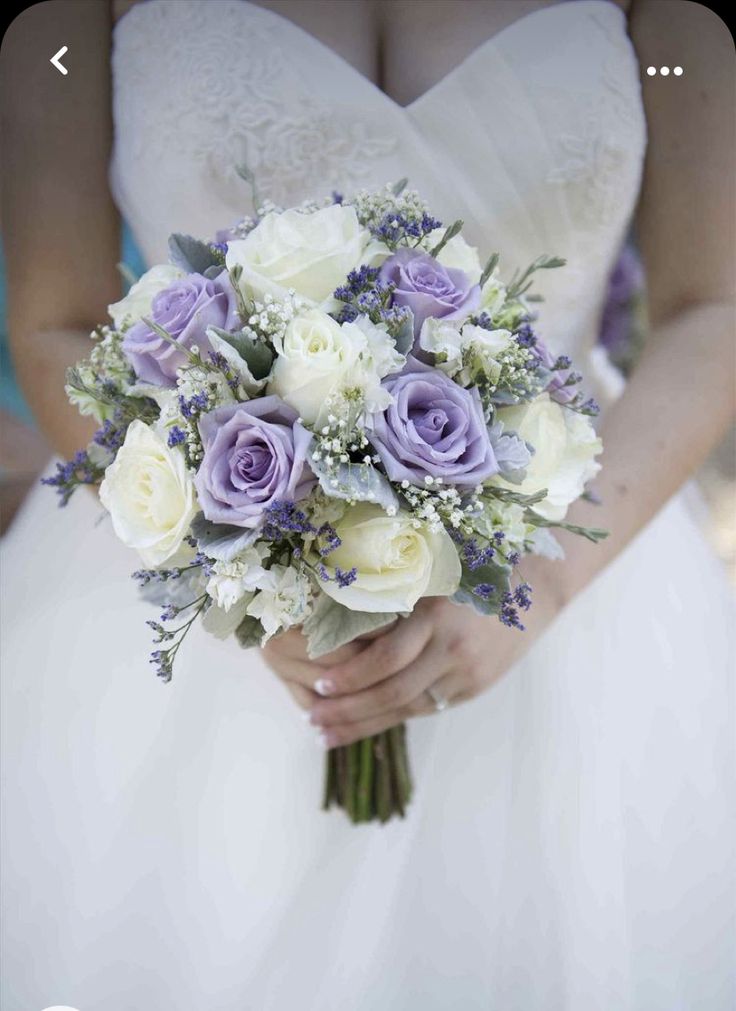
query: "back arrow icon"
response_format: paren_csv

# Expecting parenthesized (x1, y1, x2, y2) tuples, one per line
(50, 46, 68, 75)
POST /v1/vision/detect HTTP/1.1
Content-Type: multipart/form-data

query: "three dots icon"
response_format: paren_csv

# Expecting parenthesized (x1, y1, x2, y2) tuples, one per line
(646, 66, 683, 76)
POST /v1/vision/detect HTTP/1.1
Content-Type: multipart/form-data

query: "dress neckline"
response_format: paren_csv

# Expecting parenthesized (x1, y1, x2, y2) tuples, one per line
(115, 0, 627, 113)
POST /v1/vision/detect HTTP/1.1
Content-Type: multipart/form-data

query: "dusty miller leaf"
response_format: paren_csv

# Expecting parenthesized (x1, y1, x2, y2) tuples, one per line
(303, 594, 398, 660)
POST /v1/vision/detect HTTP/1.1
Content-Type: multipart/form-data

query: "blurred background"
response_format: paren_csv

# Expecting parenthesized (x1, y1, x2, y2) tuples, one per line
(1, 230, 734, 580)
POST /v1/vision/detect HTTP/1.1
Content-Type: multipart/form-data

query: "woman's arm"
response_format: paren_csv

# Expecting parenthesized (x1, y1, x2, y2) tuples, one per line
(265, 0, 736, 745)
(1, 0, 120, 458)
(553, 0, 735, 601)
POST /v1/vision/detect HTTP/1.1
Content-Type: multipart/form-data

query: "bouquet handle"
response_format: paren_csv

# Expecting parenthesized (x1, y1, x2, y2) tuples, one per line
(322, 724, 412, 824)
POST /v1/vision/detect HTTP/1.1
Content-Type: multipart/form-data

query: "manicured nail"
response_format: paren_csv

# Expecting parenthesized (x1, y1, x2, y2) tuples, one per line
(300, 710, 311, 722)
(314, 677, 336, 697)
(316, 731, 332, 749)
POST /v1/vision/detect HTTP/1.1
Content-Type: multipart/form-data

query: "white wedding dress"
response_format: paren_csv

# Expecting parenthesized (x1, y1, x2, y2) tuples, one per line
(2, 2, 734, 1008)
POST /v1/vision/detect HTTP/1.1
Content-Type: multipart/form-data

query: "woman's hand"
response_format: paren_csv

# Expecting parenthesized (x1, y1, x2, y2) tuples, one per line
(262, 559, 565, 747)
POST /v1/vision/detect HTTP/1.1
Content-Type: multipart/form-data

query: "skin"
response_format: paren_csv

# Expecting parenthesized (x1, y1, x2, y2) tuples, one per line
(2, 1, 734, 747)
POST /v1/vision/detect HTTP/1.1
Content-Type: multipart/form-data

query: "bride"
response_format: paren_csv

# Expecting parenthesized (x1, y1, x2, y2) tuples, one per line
(2, 1, 734, 1008)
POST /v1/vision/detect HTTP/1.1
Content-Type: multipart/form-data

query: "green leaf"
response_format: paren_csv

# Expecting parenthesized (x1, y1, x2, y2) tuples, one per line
(484, 486, 549, 507)
(208, 326, 274, 381)
(309, 448, 400, 512)
(479, 252, 500, 289)
(430, 219, 463, 258)
(235, 162, 262, 211)
(168, 233, 221, 275)
(506, 254, 566, 299)
(392, 309, 415, 356)
(303, 594, 398, 660)
(235, 613, 264, 649)
(525, 513, 609, 543)
(392, 176, 409, 196)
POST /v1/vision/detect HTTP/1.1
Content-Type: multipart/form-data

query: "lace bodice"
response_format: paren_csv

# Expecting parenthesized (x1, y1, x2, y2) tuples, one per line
(111, 0, 646, 403)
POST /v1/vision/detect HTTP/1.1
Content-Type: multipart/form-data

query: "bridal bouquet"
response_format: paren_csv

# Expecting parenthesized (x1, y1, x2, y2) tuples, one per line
(46, 179, 605, 824)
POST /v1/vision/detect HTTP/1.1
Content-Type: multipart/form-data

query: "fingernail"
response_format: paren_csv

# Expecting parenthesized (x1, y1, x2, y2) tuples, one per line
(314, 677, 336, 697)
(316, 731, 333, 749)
(300, 710, 311, 722)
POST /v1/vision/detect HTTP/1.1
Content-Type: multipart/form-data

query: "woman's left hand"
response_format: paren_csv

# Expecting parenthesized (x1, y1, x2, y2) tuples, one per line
(307, 566, 565, 748)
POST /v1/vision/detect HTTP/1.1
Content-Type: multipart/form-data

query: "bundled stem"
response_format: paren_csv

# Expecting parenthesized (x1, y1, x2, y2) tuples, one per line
(322, 723, 412, 824)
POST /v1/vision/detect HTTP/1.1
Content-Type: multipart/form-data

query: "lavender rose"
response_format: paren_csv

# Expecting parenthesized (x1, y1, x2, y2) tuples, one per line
(379, 248, 480, 339)
(122, 273, 238, 387)
(194, 396, 314, 528)
(366, 359, 498, 487)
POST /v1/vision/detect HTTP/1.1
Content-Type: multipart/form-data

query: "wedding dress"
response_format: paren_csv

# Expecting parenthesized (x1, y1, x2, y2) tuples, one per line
(2, 2, 733, 1008)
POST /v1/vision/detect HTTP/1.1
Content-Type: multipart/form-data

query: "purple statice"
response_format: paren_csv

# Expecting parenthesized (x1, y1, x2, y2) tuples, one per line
(262, 501, 316, 541)
(192, 551, 215, 578)
(370, 210, 442, 247)
(146, 592, 208, 682)
(513, 322, 538, 349)
(207, 350, 240, 393)
(333, 265, 411, 335)
(131, 557, 207, 586)
(333, 265, 381, 303)
(499, 582, 533, 630)
(167, 426, 187, 448)
(472, 583, 496, 601)
(452, 534, 495, 571)
(178, 390, 210, 420)
(317, 563, 358, 589)
(92, 416, 126, 456)
(149, 649, 174, 682)
(315, 523, 342, 557)
(331, 190, 344, 205)
(41, 450, 104, 506)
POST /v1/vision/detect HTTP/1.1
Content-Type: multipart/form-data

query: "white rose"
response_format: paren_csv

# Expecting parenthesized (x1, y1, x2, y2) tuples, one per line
(269, 309, 360, 423)
(426, 229, 483, 284)
(226, 204, 369, 304)
(316, 504, 461, 613)
(108, 264, 184, 330)
(269, 309, 402, 423)
(494, 394, 602, 522)
(99, 420, 197, 566)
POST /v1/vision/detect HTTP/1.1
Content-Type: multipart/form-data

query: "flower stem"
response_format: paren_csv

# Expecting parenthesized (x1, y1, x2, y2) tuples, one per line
(322, 724, 412, 825)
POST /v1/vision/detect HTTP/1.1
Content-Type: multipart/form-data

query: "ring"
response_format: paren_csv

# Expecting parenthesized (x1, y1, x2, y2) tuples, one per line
(426, 685, 448, 712)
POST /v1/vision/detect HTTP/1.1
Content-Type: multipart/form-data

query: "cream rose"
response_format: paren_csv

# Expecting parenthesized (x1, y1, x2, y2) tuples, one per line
(316, 504, 461, 613)
(269, 308, 402, 424)
(268, 309, 360, 423)
(226, 204, 370, 304)
(99, 420, 197, 566)
(108, 264, 185, 330)
(427, 229, 483, 284)
(494, 394, 602, 522)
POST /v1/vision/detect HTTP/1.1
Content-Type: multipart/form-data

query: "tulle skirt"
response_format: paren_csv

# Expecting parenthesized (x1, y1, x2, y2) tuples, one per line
(1, 474, 733, 1010)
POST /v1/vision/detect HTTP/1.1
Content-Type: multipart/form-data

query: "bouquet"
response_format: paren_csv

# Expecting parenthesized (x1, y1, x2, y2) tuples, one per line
(46, 178, 605, 824)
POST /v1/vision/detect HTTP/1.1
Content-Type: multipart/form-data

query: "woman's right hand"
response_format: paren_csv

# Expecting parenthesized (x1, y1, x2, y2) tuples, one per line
(261, 624, 395, 715)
